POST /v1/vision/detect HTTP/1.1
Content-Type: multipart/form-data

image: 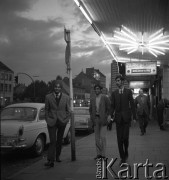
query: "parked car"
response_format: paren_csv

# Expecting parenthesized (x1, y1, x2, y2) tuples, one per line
(74, 107, 93, 132)
(0, 103, 70, 156)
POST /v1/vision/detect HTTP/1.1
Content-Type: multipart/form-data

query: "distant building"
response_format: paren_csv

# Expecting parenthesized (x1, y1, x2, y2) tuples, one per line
(86, 67, 106, 88)
(0, 61, 14, 106)
(73, 71, 98, 93)
(63, 68, 107, 107)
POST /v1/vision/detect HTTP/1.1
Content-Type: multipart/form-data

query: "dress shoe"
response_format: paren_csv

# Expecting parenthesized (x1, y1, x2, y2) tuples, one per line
(140, 132, 144, 136)
(144, 128, 146, 134)
(94, 155, 102, 160)
(56, 157, 62, 162)
(160, 126, 165, 131)
(125, 151, 128, 160)
(119, 158, 126, 166)
(44, 161, 54, 167)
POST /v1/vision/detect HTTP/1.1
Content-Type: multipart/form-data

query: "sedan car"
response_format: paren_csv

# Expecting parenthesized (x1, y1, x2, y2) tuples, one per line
(74, 107, 93, 132)
(0, 103, 70, 156)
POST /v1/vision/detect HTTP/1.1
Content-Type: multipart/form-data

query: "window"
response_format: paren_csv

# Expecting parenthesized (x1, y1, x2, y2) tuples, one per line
(1, 73, 4, 80)
(5, 84, 7, 92)
(0, 84, 3, 91)
(9, 74, 12, 81)
(9, 84, 12, 92)
(1, 107, 37, 121)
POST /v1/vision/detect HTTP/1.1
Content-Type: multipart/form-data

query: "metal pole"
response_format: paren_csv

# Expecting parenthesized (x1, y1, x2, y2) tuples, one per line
(65, 29, 76, 161)
(3, 73, 5, 106)
(69, 68, 76, 161)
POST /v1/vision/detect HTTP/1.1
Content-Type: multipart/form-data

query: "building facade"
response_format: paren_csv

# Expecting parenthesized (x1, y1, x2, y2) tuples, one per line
(86, 67, 106, 88)
(0, 61, 14, 106)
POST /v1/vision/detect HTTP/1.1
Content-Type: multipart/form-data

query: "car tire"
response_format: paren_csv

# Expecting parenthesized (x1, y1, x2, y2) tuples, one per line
(32, 135, 45, 156)
(64, 129, 71, 145)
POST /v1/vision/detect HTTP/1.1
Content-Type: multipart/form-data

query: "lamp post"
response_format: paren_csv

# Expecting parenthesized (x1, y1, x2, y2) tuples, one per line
(64, 28, 76, 161)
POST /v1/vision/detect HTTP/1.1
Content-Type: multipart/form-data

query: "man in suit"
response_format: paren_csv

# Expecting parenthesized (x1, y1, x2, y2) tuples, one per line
(89, 84, 111, 159)
(157, 98, 169, 130)
(135, 89, 150, 135)
(44, 77, 70, 167)
(110, 75, 136, 165)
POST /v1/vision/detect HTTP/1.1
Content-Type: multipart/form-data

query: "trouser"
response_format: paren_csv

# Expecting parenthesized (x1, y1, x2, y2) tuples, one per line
(116, 120, 130, 160)
(157, 108, 164, 128)
(94, 117, 107, 157)
(137, 112, 148, 133)
(47, 122, 66, 162)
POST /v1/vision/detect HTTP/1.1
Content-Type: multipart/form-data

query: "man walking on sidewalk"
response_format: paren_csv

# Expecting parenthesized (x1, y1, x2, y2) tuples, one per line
(89, 84, 111, 159)
(135, 89, 150, 135)
(110, 75, 136, 165)
(44, 76, 70, 167)
(157, 98, 169, 130)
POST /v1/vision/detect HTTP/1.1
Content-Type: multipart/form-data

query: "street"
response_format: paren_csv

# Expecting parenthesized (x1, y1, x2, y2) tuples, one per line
(1, 131, 92, 180)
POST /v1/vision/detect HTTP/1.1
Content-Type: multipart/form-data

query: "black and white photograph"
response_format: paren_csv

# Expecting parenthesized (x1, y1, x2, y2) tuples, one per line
(1, 0, 169, 179)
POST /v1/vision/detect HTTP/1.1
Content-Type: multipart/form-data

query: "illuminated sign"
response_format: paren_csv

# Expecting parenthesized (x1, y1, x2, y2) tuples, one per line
(126, 62, 157, 75)
(129, 81, 150, 88)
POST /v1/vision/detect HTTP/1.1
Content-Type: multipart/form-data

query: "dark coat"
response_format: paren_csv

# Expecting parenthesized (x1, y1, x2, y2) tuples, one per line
(89, 94, 110, 126)
(110, 88, 136, 124)
(157, 98, 169, 110)
(135, 94, 150, 116)
(45, 92, 71, 127)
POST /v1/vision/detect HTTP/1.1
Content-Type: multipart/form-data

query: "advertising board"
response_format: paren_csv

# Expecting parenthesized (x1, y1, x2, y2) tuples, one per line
(126, 62, 157, 76)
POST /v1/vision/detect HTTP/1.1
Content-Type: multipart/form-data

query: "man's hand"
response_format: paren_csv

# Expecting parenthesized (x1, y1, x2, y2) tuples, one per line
(133, 119, 136, 123)
(107, 115, 112, 123)
(107, 115, 114, 131)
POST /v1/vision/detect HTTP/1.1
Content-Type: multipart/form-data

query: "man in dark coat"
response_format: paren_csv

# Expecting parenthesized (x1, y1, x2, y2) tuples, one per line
(44, 76, 70, 167)
(110, 75, 136, 165)
(135, 89, 150, 135)
(157, 98, 169, 130)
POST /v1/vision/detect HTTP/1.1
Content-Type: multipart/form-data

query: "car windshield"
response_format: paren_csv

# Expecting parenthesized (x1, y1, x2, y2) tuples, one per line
(1, 107, 37, 121)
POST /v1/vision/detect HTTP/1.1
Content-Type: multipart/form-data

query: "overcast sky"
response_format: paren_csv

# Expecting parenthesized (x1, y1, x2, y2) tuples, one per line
(0, 0, 113, 87)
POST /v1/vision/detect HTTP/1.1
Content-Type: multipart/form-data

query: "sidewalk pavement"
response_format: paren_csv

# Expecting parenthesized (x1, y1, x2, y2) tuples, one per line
(7, 120, 169, 180)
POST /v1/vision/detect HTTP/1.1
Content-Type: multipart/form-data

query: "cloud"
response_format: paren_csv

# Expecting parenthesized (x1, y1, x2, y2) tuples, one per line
(0, 0, 37, 14)
(1, 0, 112, 88)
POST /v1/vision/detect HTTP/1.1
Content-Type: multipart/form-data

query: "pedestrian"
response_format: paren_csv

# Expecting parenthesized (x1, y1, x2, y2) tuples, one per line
(135, 89, 150, 136)
(110, 75, 136, 165)
(89, 84, 111, 159)
(44, 76, 70, 167)
(157, 98, 169, 130)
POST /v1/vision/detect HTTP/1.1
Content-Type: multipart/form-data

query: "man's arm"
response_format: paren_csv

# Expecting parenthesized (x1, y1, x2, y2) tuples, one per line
(66, 96, 71, 117)
(110, 91, 115, 119)
(45, 95, 50, 120)
(129, 89, 136, 120)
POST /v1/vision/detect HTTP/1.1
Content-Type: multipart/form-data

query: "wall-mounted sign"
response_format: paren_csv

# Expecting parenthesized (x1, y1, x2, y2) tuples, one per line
(129, 81, 150, 88)
(126, 62, 157, 76)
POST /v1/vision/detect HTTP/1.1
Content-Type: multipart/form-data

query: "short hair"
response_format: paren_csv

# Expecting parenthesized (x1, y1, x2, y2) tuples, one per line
(115, 74, 124, 81)
(53, 76, 63, 89)
(94, 84, 103, 90)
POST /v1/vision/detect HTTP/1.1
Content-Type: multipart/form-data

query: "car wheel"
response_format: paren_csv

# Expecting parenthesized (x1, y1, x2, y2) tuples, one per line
(32, 135, 45, 156)
(64, 129, 71, 144)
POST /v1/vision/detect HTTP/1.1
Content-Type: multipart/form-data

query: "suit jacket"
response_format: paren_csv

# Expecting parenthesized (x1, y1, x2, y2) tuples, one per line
(135, 95, 150, 116)
(111, 88, 136, 124)
(89, 94, 110, 126)
(45, 92, 71, 127)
